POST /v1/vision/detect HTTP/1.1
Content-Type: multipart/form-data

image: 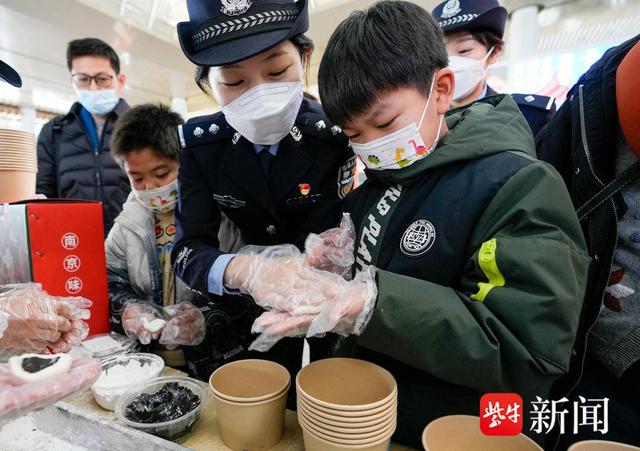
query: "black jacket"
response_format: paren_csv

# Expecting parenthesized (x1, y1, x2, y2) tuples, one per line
(36, 100, 131, 235)
(536, 34, 640, 408)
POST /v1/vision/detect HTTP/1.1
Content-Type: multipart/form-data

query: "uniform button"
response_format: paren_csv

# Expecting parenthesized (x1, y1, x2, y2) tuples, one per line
(266, 225, 277, 235)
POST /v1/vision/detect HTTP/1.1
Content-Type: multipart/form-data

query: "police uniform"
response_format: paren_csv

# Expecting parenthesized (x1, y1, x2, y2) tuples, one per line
(173, 0, 353, 403)
(433, 0, 555, 138)
(173, 99, 354, 402)
(174, 99, 354, 293)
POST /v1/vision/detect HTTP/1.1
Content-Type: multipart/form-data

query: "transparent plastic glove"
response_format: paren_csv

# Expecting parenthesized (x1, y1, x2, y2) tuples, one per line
(248, 267, 378, 352)
(121, 303, 164, 345)
(305, 213, 356, 279)
(306, 267, 378, 337)
(248, 311, 317, 352)
(47, 296, 92, 354)
(0, 284, 88, 353)
(159, 302, 205, 349)
(0, 354, 100, 426)
(225, 244, 348, 316)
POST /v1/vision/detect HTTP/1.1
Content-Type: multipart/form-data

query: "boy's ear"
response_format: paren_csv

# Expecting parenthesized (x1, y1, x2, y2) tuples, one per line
(435, 68, 454, 115)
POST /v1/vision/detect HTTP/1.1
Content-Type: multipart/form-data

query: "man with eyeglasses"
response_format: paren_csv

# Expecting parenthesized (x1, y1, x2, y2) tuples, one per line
(36, 38, 130, 235)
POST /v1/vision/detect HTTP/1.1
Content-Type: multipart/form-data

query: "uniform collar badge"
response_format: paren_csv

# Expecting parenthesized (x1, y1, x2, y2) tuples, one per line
(290, 125, 303, 142)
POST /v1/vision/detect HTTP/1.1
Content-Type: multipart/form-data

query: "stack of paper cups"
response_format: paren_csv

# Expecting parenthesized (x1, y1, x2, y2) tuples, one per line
(0, 129, 37, 203)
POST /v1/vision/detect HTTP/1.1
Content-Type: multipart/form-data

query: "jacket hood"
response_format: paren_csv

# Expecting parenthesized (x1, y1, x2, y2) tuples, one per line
(366, 94, 536, 185)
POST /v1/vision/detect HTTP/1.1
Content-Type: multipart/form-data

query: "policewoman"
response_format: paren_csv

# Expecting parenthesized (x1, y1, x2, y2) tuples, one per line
(172, 0, 355, 397)
(432, 0, 555, 137)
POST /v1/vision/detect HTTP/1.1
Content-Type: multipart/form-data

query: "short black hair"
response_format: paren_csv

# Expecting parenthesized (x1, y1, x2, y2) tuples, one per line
(195, 34, 315, 96)
(67, 38, 121, 74)
(111, 104, 184, 163)
(318, 0, 448, 127)
(468, 28, 505, 56)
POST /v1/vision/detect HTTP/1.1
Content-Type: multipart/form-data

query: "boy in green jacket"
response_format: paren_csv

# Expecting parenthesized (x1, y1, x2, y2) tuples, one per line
(221, 1, 591, 447)
(316, 1, 590, 446)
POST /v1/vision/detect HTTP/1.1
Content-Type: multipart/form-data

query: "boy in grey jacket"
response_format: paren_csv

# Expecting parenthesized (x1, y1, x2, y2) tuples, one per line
(106, 104, 243, 367)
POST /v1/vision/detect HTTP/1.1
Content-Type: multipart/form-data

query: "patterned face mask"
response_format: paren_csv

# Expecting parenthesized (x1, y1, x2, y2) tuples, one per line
(133, 179, 179, 214)
(350, 75, 444, 171)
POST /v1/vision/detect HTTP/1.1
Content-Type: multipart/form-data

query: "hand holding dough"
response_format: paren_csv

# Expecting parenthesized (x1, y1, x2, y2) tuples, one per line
(0, 284, 91, 354)
(0, 353, 100, 426)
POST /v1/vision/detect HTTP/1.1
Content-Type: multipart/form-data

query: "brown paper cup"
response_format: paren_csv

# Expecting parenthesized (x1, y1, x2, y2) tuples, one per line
(214, 389, 288, 450)
(0, 170, 36, 203)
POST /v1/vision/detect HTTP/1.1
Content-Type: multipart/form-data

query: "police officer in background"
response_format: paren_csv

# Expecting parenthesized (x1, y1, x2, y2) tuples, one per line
(172, 0, 355, 401)
(432, 0, 555, 137)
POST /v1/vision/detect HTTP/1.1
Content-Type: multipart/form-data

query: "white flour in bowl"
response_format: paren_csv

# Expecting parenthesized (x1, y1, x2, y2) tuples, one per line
(94, 358, 161, 388)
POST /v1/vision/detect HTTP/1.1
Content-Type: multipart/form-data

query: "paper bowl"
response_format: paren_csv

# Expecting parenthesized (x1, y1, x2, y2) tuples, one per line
(422, 415, 542, 451)
(209, 358, 291, 403)
(296, 358, 397, 412)
(213, 387, 288, 450)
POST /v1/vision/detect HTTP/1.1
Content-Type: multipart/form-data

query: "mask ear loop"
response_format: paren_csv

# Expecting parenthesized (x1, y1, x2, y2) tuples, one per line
(417, 73, 438, 129)
(482, 47, 496, 65)
(418, 72, 445, 155)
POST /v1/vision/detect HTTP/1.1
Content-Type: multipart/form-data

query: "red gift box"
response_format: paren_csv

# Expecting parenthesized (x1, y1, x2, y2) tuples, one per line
(0, 199, 109, 336)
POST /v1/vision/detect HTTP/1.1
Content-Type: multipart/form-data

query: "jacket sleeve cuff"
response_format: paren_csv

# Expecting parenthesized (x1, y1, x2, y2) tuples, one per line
(207, 253, 239, 296)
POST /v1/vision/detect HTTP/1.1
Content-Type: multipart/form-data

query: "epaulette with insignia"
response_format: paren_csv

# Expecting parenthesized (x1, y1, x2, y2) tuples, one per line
(511, 93, 556, 112)
(178, 112, 235, 149)
(296, 112, 348, 145)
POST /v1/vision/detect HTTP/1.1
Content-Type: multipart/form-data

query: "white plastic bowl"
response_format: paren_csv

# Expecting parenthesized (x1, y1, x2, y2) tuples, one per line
(91, 353, 164, 411)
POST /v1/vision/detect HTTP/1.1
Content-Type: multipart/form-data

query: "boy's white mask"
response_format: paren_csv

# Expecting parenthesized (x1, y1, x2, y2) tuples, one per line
(350, 76, 444, 171)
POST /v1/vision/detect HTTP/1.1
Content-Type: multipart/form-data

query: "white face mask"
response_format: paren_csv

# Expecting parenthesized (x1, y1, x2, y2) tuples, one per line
(133, 179, 179, 214)
(350, 76, 444, 171)
(73, 86, 120, 116)
(219, 81, 304, 145)
(449, 47, 495, 101)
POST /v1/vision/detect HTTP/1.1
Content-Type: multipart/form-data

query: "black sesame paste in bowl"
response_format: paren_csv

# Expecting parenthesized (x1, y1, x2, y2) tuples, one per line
(124, 382, 200, 423)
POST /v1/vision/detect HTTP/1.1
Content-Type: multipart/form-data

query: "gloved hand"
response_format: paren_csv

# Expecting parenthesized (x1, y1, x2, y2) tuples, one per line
(0, 354, 100, 426)
(224, 245, 347, 316)
(47, 296, 91, 354)
(250, 311, 317, 352)
(248, 267, 378, 352)
(121, 303, 164, 345)
(305, 213, 356, 279)
(159, 302, 205, 349)
(0, 284, 91, 354)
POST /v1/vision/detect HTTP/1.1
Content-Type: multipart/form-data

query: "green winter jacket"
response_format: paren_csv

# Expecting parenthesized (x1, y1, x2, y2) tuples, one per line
(343, 94, 591, 446)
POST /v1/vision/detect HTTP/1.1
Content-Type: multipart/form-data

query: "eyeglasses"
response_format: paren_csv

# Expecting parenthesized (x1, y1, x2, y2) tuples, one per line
(71, 73, 115, 88)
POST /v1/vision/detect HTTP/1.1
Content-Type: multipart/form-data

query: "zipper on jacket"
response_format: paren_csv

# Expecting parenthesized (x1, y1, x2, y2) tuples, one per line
(74, 110, 105, 202)
(559, 84, 618, 416)
(578, 85, 605, 189)
(95, 117, 112, 202)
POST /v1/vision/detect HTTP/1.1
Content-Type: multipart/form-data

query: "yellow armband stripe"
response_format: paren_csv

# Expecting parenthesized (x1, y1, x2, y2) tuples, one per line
(470, 238, 505, 302)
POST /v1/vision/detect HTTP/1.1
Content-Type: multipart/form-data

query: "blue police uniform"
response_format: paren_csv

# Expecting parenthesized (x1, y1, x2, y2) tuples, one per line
(433, 0, 555, 138)
(173, 0, 355, 404)
(173, 100, 354, 402)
